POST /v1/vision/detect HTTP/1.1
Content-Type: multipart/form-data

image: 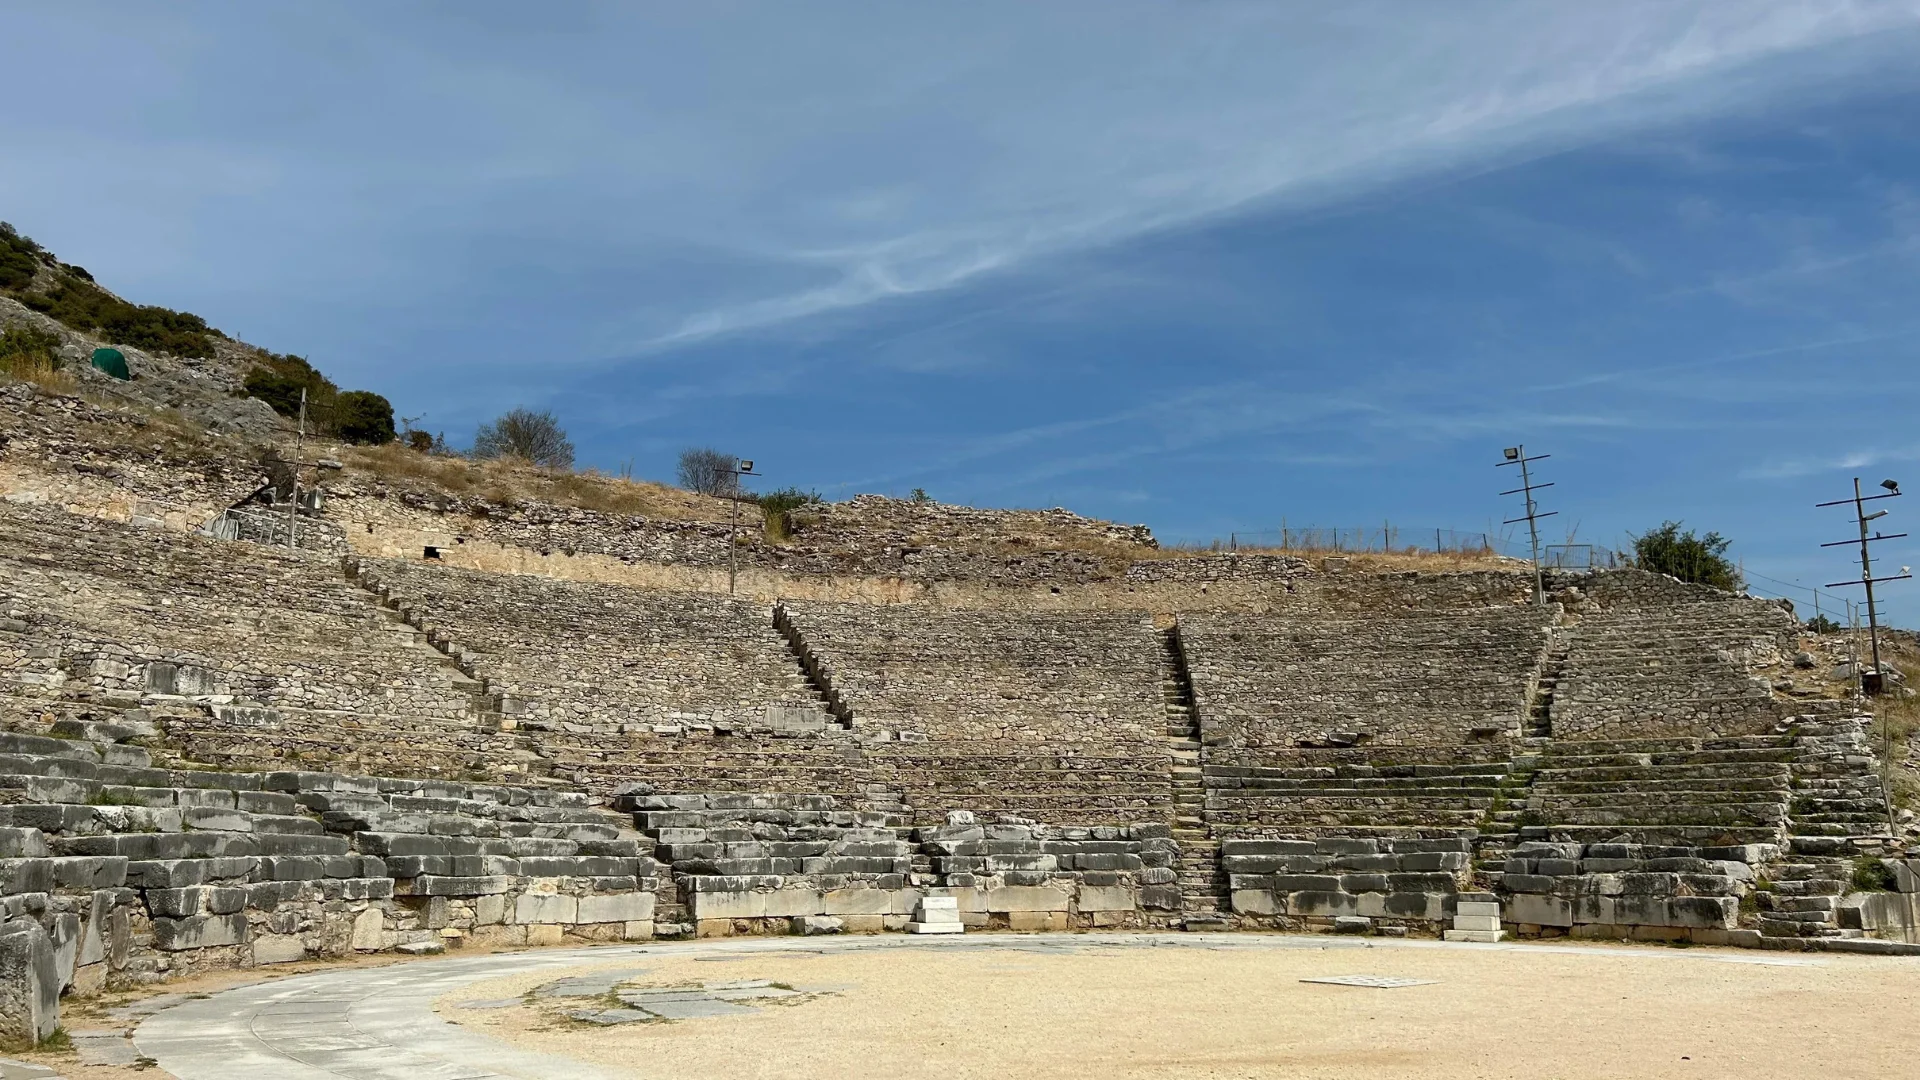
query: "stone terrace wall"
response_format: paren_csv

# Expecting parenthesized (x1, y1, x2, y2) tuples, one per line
(0, 501, 474, 723)
(1181, 608, 1548, 749)
(780, 600, 1164, 748)
(0, 728, 658, 1042)
(1549, 600, 1800, 740)
(357, 558, 823, 735)
(0, 382, 265, 531)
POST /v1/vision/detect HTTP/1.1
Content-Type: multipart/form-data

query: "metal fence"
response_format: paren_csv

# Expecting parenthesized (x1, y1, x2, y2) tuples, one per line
(1161, 524, 1536, 560)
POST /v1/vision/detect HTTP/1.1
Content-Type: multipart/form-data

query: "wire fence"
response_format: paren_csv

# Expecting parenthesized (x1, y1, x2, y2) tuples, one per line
(1161, 524, 1547, 560)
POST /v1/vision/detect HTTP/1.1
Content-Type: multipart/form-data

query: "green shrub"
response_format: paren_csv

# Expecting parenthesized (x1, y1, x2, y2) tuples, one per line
(0, 221, 45, 291)
(1630, 521, 1741, 591)
(1851, 856, 1898, 892)
(0, 324, 63, 376)
(245, 367, 312, 417)
(335, 390, 395, 445)
(757, 486, 824, 542)
(1806, 614, 1843, 634)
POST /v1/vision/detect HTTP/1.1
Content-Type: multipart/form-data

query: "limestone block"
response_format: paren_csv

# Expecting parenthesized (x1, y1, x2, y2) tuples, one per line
(1452, 915, 1501, 933)
(514, 893, 580, 925)
(1506, 894, 1571, 927)
(0, 922, 60, 1045)
(1665, 897, 1737, 931)
(822, 888, 897, 916)
(577, 893, 655, 924)
(982, 884, 1071, 914)
(253, 935, 307, 964)
(791, 915, 844, 935)
(152, 913, 250, 951)
(1231, 889, 1282, 916)
(474, 894, 507, 926)
(351, 906, 386, 951)
(913, 896, 962, 924)
(1288, 891, 1359, 917)
(1839, 892, 1920, 933)
(1075, 884, 1136, 913)
(1008, 911, 1069, 931)
(687, 886, 823, 921)
(527, 924, 565, 946)
(1356, 891, 1447, 922)
(43, 913, 79, 993)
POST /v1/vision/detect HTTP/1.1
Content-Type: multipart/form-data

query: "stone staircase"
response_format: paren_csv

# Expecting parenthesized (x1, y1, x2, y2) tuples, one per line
(770, 604, 850, 728)
(342, 557, 511, 730)
(1160, 626, 1226, 924)
(1757, 837, 1858, 939)
(1526, 635, 1568, 739)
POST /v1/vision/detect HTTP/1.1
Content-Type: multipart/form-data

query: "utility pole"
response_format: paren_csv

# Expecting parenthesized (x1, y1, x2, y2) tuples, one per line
(1818, 478, 1909, 696)
(727, 458, 760, 595)
(287, 388, 307, 550)
(1498, 445, 1557, 607)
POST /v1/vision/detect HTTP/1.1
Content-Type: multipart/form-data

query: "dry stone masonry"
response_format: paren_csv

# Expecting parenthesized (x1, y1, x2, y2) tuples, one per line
(5, 443, 1919, 1046)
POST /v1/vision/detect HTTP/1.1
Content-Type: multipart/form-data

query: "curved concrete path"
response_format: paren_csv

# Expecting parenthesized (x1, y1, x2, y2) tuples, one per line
(133, 933, 1822, 1079)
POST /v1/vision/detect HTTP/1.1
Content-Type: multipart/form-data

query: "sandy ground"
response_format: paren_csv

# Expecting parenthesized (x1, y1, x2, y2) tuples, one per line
(440, 938, 1920, 1080)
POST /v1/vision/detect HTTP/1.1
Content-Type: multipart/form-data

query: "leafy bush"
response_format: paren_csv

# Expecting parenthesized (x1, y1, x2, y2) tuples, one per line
(910, 487, 932, 504)
(0, 222, 44, 290)
(18, 276, 217, 357)
(0, 324, 63, 377)
(756, 486, 823, 541)
(406, 429, 435, 453)
(1806, 613, 1843, 635)
(1851, 856, 1898, 892)
(678, 447, 742, 496)
(334, 390, 395, 445)
(244, 367, 312, 417)
(474, 408, 574, 469)
(1630, 521, 1741, 591)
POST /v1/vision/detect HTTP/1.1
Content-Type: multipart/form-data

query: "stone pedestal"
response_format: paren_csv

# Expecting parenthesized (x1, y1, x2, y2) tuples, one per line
(1443, 897, 1505, 943)
(908, 895, 963, 935)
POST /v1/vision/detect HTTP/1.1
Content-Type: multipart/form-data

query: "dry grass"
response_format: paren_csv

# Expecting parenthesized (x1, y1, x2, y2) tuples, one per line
(0, 365, 79, 394)
(1870, 643, 1920, 812)
(338, 442, 740, 522)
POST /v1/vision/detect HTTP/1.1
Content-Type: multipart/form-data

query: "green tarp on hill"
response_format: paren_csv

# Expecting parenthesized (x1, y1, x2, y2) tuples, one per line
(90, 347, 130, 380)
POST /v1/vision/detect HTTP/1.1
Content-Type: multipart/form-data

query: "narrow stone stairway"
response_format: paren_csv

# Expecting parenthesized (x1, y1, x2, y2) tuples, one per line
(339, 556, 508, 729)
(1160, 624, 1228, 925)
(1526, 635, 1568, 739)
(772, 604, 852, 727)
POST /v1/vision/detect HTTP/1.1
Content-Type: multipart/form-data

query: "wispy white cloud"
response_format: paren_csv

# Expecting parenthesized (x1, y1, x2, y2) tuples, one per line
(620, 1, 1920, 349)
(1741, 444, 1920, 480)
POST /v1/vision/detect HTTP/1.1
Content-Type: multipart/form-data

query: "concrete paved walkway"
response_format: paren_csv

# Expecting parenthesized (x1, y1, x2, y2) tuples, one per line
(131, 933, 1825, 1079)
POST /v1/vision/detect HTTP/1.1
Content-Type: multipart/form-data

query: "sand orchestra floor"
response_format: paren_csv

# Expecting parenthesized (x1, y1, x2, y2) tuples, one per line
(125, 931, 1920, 1080)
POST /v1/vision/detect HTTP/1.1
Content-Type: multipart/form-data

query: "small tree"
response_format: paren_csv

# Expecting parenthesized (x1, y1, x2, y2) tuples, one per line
(1630, 521, 1741, 591)
(1806, 613, 1843, 635)
(473, 408, 574, 469)
(334, 390, 395, 445)
(678, 447, 741, 496)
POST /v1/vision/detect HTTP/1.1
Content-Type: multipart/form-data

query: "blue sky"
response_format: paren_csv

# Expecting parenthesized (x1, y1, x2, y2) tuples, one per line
(5, 2, 1920, 624)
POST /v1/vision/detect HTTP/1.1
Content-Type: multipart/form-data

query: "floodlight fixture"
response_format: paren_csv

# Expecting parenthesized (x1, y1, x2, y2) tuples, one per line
(1503, 447, 1521, 461)
(1883, 479, 1901, 493)
(1864, 509, 1889, 522)
(739, 459, 755, 473)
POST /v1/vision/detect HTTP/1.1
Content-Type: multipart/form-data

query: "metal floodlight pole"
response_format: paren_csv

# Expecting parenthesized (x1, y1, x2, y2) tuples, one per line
(1817, 478, 1909, 696)
(727, 459, 760, 595)
(1498, 445, 1558, 607)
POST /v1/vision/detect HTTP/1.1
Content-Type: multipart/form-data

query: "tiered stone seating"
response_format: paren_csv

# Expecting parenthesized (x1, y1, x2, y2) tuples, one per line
(535, 729, 876, 802)
(1547, 601, 1797, 739)
(779, 602, 1169, 824)
(1179, 609, 1547, 747)
(1521, 733, 1856, 847)
(781, 602, 1165, 745)
(0, 726, 659, 998)
(1202, 747, 1518, 837)
(357, 560, 821, 733)
(0, 501, 475, 721)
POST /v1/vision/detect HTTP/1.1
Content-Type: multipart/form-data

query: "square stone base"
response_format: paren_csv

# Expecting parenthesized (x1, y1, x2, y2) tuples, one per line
(1443, 929, 1505, 943)
(907, 922, 963, 935)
